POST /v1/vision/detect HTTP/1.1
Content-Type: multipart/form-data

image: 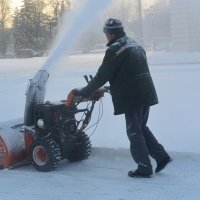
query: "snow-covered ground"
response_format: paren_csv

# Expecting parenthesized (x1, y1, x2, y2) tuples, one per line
(0, 52, 200, 200)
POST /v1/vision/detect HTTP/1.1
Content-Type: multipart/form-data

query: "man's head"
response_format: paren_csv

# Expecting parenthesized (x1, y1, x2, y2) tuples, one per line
(103, 18, 124, 42)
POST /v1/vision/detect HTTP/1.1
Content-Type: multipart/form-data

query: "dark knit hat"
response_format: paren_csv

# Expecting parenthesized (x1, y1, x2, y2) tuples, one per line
(103, 18, 124, 34)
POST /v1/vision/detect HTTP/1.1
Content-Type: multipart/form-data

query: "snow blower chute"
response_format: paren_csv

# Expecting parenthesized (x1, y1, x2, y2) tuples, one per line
(0, 69, 109, 171)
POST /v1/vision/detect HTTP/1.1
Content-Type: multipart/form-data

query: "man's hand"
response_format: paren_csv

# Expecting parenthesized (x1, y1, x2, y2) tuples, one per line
(71, 87, 88, 97)
(71, 88, 82, 96)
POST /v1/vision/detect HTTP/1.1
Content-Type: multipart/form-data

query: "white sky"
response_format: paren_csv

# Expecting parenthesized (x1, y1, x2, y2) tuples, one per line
(10, 0, 158, 9)
(11, 0, 23, 8)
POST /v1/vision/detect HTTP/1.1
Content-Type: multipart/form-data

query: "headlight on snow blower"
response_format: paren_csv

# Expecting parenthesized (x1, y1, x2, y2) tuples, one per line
(37, 119, 45, 129)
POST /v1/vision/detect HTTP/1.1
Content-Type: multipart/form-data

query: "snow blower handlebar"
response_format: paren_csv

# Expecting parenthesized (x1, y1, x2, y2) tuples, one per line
(64, 75, 110, 132)
(65, 87, 109, 107)
(65, 75, 110, 107)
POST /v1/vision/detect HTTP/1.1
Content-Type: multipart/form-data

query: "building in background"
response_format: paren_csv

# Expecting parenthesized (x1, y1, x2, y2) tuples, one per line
(142, 0, 170, 51)
(142, 0, 200, 52)
(170, 0, 200, 51)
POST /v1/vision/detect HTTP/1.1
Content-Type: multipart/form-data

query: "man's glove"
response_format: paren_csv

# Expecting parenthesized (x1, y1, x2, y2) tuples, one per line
(89, 91, 102, 101)
(71, 87, 87, 97)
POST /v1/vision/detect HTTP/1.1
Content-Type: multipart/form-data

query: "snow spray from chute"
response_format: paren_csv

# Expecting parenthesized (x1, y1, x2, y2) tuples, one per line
(42, 0, 111, 71)
(24, 0, 111, 125)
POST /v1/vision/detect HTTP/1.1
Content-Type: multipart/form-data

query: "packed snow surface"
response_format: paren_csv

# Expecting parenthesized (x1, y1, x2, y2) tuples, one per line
(0, 52, 200, 200)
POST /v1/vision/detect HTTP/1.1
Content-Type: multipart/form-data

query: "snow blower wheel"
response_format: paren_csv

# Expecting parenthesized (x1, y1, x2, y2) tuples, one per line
(31, 138, 61, 172)
(66, 132, 92, 162)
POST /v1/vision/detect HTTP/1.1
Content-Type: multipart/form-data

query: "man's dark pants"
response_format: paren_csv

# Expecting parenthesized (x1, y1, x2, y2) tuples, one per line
(125, 106, 169, 175)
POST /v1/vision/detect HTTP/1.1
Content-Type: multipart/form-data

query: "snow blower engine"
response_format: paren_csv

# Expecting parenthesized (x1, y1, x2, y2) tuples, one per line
(0, 74, 109, 172)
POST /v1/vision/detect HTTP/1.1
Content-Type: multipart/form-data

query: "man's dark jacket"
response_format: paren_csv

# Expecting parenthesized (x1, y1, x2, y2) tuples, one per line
(80, 33, 158, 115)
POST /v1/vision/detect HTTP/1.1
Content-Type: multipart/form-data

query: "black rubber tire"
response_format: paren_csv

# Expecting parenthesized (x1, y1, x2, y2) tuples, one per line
(66, 132, 92, 162)
(30, 138, 61, 172)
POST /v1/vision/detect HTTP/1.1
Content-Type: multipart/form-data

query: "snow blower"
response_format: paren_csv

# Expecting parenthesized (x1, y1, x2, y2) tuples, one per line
(0, 70, 109, 171)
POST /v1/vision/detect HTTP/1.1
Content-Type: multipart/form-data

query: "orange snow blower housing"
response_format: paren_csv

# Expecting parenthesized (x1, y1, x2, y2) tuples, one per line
(0, 125, 34, 169)
(0, 73, 109, 171)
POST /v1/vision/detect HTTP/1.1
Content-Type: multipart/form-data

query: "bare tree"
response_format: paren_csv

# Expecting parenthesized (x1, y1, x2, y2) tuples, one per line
(0, 0, 11, 57)
(44, 0, 71, 43)
(47, 0, 71, 22)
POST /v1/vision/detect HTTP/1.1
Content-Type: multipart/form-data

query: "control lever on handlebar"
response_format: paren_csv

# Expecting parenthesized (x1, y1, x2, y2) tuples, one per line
(84, 75, 89, 84)
(89, 75, 93, 80)
(84, 75, 93, 84)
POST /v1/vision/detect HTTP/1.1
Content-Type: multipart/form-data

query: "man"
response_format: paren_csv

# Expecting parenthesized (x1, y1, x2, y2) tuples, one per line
(72, 18, 171, 178)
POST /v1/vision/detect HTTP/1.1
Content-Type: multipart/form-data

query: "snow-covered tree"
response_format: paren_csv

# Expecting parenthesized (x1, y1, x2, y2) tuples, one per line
(12, 0, 72, 52)
(13, 0, 49, 51)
